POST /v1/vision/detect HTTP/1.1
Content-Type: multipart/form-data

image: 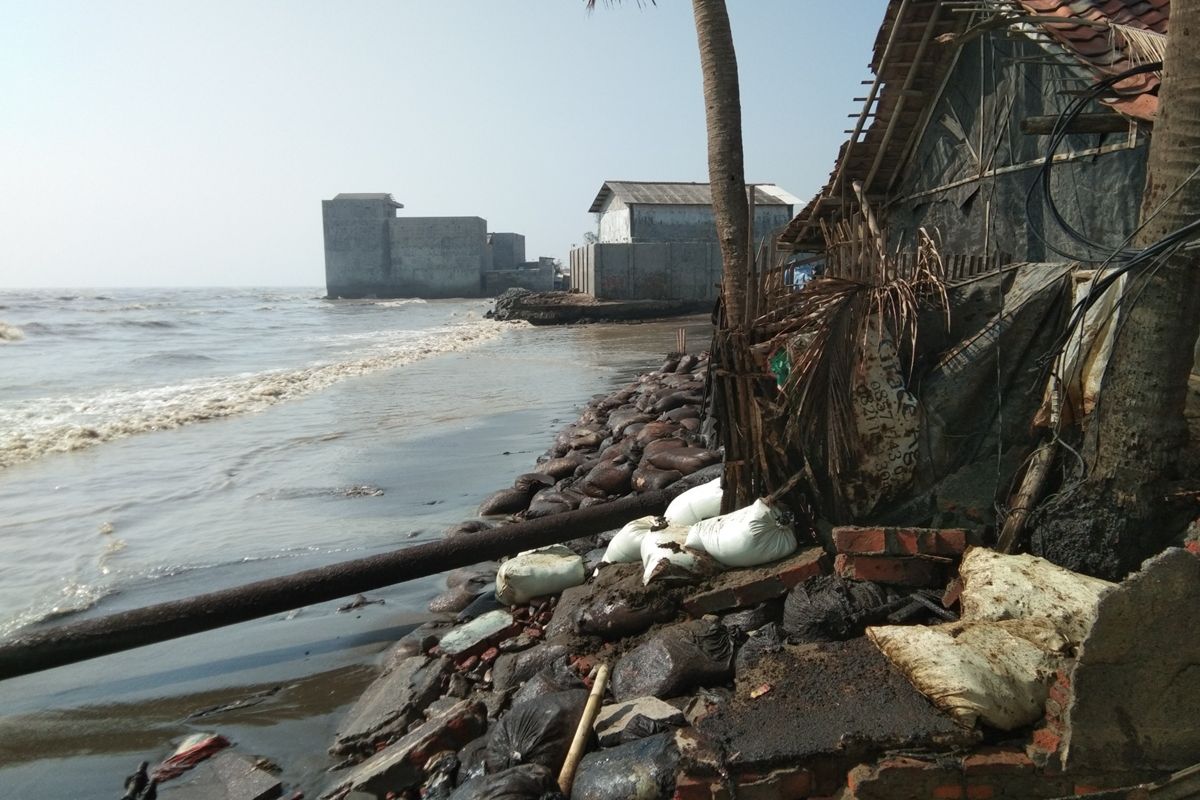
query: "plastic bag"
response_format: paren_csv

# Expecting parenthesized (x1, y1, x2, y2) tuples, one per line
(867, 618, 1069, 730)
(496, 546, 586, 606)
(684, 499, 796, 568)
(664, 478, 723, 526)
(611, 619, 733, 701)
(449, 763, 560, 800)
(484, 689, 589, 773)
(602, 516, 662, 564)
(782, 575, 891, 642)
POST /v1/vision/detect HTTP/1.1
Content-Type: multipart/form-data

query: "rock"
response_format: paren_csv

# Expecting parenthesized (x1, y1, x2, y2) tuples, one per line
(510, 656, 584, 707)
(570, 732, 680, 800)
(594, 697, 687, 746)
(446, 563, 499, 590)
(165, 752, 281, 800)
(1063, 549, 1200, 772)
(455, 587, 503, 623)
(491, 642, 572, 694)
(418, 750, 459, 800)
(323, 700, 487, 800)
(611, 618, 734, 701)
(332, 655, 453, 757)
(438, 611, 517, 657)
(382, 622, 454, 668)
(429, 583, 484, 614)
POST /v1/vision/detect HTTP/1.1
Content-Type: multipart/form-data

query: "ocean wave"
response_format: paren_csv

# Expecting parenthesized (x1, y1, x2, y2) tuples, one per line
(129, 351, 217, 366)
(0, 580, 112, 640)
(0, 320, 505, 468)
(0, 322, 23, 342)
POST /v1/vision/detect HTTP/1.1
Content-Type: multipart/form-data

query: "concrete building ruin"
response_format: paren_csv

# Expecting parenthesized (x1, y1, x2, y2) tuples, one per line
(321, 193, 554, 299)
(569, 181, 800, 302)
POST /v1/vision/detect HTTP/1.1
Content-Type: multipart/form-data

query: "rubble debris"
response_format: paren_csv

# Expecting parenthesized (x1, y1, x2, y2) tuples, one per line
(323, 700, 487, 800)
(455, 586, 503, 623)
(337, 594, 385, 613)
(681, 547, 828, 616)
(429, 581, 488, 614)
(570, 732, 680, 800)
(1062, 549, 1200, 773)
(611, 618, 733, 701)
(436, 611, 517, 658)
(331, 655, 452, 757)
(153, 732, 231, 782)
(685, 498, 797, 568)
(593, 696, 687, 746)
(121, 761, 151, 800)
(495, 546, 585, 606)
(734, 622, 784, 677)
(164, 752, 282, 800)
(718, 602, 779, 637)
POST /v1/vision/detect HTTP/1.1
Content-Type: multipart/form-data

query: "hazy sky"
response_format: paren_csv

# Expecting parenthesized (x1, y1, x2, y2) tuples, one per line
(1, 1, 888, 289)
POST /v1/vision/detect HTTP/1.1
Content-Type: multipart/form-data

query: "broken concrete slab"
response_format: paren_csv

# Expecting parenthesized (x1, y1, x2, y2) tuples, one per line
(1063, 548, 1200, 773)
(697, 638, 975, 771)
(594, 696, 687, 746)
(332, 655, 451, 756)
(164, 752, 282, 800)
(437, 610, 516, 657)
(681, 548, 828, 617)
(322, 700, 487, 800)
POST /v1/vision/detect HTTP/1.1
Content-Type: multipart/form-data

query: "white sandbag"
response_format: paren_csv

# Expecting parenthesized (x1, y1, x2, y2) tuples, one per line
(602, 516, 662, 564)
(496, 545, 585, 606)
(640, 525, 720, 585)
(664, 477, 724, 526)
(868, 618, 1070, 730)
(958, 548, 1114, 646)
(684, 498, 796, 568)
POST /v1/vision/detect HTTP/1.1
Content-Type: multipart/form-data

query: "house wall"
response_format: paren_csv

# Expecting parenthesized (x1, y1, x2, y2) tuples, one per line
(596, 196, 632, 242)
(322, 197, 396, 298)
(569, 242, 721, 301)
(388, 216, 488, 298)
(488, 233, 526, 269)
(885, 32, 1148, 263)
(629, 204, 793, 244)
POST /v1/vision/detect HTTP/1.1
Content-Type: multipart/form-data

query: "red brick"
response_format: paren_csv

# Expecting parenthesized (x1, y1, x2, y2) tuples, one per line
(835, 553, 946, 587)
(943, 577, 964, 608)
(776, 548, 829, 587)
(682, 588, 737, 616)
(965, 786, 995, 799)
(1031, 727, 1062, 755)
(1074, 786, 1104, 795)
(683, 549, 827, 616)
(673, 775, 715, 800)
(833, 526, 967, 557)
(933, 785, 964, 798)
(833, 526, 886, 554)
(732, 576, 787, 607)
(962, 749, 1034, 774)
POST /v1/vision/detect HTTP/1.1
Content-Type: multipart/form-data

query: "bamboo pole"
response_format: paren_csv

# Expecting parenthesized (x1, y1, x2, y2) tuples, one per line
(558, 662, 610, 795)
(997, 441, 1056, 553)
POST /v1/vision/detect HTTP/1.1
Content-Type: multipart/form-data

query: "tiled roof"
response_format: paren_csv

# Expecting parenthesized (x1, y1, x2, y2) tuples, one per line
(1016, 0, 1167, 121)
(778, 0, 1169, 250)
(588, 181, 801, 213)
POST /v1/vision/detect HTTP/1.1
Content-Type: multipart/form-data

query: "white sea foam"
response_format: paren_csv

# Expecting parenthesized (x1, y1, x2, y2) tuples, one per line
(0, 322, 24, 342)
(0, 319, 505, 469)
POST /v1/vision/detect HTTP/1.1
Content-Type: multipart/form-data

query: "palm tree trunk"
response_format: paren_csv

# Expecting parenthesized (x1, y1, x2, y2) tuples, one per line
(1090, 0, 1200, 494)
(691, 0, 749, 327)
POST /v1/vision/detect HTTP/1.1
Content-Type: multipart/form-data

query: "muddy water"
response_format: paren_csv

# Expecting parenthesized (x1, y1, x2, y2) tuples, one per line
(0, 299, 712, 797)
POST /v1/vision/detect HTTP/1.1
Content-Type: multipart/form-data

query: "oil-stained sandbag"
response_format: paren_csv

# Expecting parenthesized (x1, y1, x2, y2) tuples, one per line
(538, 453, 586, 481)
(867, 618, 1070, 730)
(512, 473, 555, 494)
(958, 548, 1114, 646)
(685, 499, 796, 568)
(782, 575, 891, 642)
(611, 619, 733, 701)
(642, 438, 688, 460)
(663, 406, 700, 422)
(602, 516, 663, 563)
(608, 409, 654, 438)
(653, 391, 702, 415)
(634, 421, 679, 448)
(496, 546, 585, 606)
(479, 488, 532, 516)
(647, 447, 719, 475)
(449, 763, 558, 800)
(579, 460, 634, 498)
(641, 526, 722, 586)
(674, 354, 698, 373)
(631, 465, 683, 493)
(664, 477, 723, 526)
(484, 689, 589, 773)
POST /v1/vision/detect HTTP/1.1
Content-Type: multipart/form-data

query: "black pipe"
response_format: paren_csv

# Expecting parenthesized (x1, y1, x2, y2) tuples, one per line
(0, 486, 687, 680)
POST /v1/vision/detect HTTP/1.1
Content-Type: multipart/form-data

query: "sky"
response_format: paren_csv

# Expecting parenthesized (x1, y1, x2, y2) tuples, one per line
(0, 0, 889, 289)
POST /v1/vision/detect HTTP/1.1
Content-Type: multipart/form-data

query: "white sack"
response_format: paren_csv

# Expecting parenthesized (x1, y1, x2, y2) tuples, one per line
(959, 548, 1114, 646)
(602, 516, 661, 564)
(640, 525, 719, 585)
(868, 618, 1069, 730)
(496, 545, 585, 606)
(684, 498, 796, 568)
(665, 477, 724, 526)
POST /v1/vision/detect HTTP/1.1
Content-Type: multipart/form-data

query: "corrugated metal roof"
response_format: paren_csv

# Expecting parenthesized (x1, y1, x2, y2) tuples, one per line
(588, 181, 799, 213)
(333, 193, 404, 208)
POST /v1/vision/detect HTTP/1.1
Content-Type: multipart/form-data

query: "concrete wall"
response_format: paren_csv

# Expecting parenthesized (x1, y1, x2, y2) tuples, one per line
(483, 263, 555, 296)
(388, 217, 488, 298)
(488, 233, 526, 269)
(569, 242, 721, 301)
(323, 197, 396, 298)
(629, 204, 793, 243)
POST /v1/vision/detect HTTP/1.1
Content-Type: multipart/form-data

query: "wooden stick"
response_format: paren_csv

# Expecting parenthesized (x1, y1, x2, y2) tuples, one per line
(997, 441, 1056, 554)
(558, 662, 610, 795)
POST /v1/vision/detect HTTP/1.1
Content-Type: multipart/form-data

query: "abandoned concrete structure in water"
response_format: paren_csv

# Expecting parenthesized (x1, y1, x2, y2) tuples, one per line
(321, 193, 554, 299)
(568, 181, 800, 302)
